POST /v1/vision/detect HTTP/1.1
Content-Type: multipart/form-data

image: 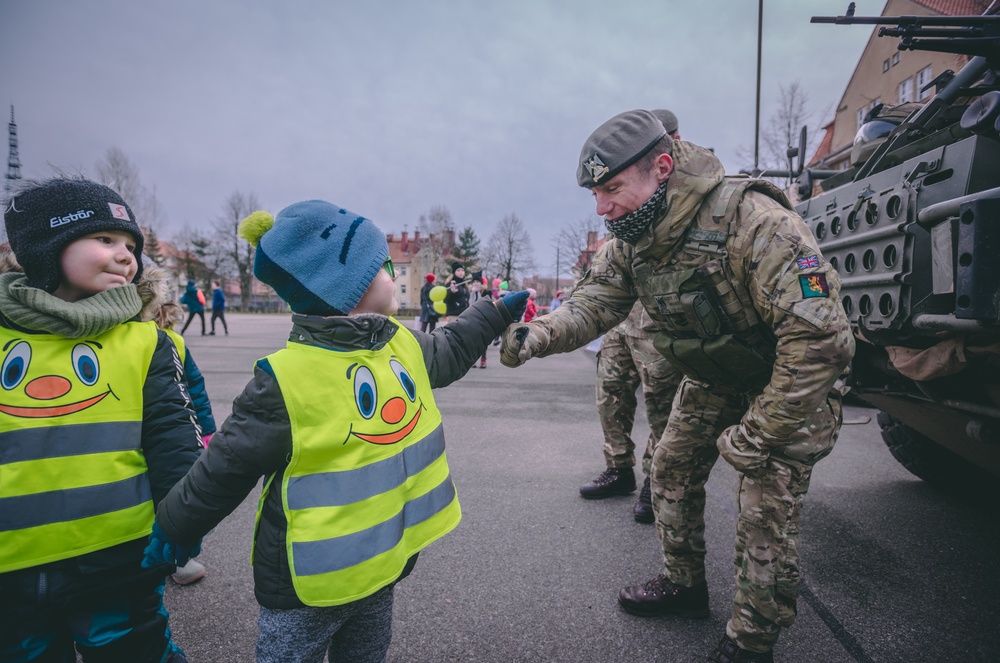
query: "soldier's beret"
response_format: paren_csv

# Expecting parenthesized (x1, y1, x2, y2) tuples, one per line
(650, 108, 678, 136)
(577, 110, 667, 188)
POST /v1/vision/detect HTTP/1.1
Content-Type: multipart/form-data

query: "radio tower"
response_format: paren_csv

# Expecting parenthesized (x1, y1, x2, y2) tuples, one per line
(3, 106, 20, 241)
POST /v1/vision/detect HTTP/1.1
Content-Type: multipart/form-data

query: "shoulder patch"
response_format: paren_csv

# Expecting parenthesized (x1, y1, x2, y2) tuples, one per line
(799, 273, 829, 298)
(796, 255, 819, 270)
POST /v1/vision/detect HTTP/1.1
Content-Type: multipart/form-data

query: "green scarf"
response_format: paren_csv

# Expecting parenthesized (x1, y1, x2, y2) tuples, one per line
(0, 273, 143, 338)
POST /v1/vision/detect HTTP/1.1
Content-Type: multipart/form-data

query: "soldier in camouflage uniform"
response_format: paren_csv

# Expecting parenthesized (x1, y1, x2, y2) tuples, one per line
(500, 110, 854, 663)
(582, 109, 682, 523)
(585, 300, 681, 523)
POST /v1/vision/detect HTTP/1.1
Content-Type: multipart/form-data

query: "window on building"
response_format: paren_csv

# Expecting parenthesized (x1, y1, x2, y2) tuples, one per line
(857, 107, 865, 129)
(400, 266, 407, 276)
(892, 53, 900, 66)
(870, 97, 882, 111)
(883, 58, 890, 72)
(917, 66, 933, 100)
(897, 78, 914, 104)
(400, 284, 407, 294)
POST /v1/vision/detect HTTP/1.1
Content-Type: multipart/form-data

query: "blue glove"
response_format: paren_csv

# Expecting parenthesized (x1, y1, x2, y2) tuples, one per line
(496, 290, 530, 323)
(142, 521, 202, 569)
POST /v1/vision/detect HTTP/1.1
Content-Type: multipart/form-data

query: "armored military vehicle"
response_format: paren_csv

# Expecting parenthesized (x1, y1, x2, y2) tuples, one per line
(791, 6, 1000, 493)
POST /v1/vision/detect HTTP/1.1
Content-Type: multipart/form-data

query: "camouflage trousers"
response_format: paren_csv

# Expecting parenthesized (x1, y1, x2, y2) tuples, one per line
(651, 377, 842, 652)
(596, 327, 681, 474)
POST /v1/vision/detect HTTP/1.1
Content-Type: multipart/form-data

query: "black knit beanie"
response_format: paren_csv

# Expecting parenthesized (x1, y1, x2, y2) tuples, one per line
(4, 179, 145, 292)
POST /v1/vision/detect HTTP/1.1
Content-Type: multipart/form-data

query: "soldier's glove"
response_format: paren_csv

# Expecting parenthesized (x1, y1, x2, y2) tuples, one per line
(495, 290, 530, 324)
(500, 323, 549, 367)
(717, 425, 769, 475)
(142, 522, 202, 569)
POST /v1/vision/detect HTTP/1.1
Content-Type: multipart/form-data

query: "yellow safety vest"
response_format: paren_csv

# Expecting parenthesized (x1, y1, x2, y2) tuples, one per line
(164, 328, 186, 364)
(0, 321, 158, 573)
(262, 321, 461, 606)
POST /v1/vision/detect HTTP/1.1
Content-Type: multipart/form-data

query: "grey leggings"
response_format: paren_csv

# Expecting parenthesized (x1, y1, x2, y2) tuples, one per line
(256, 586, 393, 663)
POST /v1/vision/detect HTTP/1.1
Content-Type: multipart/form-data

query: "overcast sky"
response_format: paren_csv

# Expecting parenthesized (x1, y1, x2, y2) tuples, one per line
(1, 0, 887, 277)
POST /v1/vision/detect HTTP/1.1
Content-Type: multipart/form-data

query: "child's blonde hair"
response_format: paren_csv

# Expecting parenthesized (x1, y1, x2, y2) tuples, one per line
(137, 260, 183, 330)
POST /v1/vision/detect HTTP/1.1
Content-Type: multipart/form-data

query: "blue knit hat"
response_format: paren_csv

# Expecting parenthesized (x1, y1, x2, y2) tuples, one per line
(238, 200, 389, 316)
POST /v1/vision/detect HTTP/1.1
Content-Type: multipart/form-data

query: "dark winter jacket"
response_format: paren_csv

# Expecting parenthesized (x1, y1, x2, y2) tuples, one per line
(0, 254, 201, 614)
(212, 287, 225, 311)
(156, 297, 513, 609)
(184, 349, 216, 436)
(443, 276, 469, 317)
(419, 281, 439, 323)
(180, 283, 204, 313)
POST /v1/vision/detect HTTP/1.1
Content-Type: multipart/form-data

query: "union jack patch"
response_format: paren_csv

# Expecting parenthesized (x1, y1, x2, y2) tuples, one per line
(796, 255, 819, 270)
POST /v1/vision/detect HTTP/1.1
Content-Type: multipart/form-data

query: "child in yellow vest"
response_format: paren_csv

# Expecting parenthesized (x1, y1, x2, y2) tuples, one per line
(0, 178, 201, 662)
(144, 200, 527, 663)
(138, 260, 217, 586)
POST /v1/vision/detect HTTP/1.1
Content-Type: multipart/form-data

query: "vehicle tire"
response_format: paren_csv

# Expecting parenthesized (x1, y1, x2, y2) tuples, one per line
(877, 411, 991, 496)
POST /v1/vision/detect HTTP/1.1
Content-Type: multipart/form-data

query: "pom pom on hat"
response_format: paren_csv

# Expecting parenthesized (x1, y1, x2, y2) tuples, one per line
(250, 200, 388, 316)
(425, 273, 436, 283)
(238, 211, 275, 248)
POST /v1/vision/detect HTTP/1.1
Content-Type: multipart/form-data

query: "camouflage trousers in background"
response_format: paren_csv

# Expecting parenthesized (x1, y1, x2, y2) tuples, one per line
(595, 327, 681, 475)
(650, 377, 842, 652)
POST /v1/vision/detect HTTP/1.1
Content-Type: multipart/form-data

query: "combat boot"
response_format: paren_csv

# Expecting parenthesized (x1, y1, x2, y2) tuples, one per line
(579, 467, 635, 499)
(617, 575, 709, 618)
(706, 636, 773, 663)
(633, 476, 654, 523)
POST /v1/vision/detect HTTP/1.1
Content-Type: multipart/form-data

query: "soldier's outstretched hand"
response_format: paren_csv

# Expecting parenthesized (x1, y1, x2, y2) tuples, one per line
(500, 323, 549, 367)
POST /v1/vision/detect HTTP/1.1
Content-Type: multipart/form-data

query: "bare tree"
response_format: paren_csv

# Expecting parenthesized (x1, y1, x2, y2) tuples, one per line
(554, 215, 603, 281)
(415, 204, 456, 276)
(738, 81, 822, 186)
(172, 226, 213, 282)
(94, 147, 164, 228)
(483, 213, 535, 287)
(213, 191, 261, 310)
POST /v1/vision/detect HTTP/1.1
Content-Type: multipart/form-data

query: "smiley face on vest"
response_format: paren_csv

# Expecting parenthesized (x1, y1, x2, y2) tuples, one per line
(344, 356, 425, 445)
(0, 339, 114, 418)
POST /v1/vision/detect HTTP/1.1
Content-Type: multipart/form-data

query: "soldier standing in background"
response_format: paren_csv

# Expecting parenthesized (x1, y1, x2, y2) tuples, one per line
(581, 110, 683, 525)
(501, 110, 854, 663)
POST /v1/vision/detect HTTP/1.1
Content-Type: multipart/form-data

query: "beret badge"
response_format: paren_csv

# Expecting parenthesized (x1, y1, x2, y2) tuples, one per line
(584, 153, 610, 183)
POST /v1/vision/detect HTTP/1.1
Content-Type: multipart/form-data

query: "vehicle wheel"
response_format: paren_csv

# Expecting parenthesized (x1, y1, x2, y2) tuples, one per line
(877, 411, 990, 496)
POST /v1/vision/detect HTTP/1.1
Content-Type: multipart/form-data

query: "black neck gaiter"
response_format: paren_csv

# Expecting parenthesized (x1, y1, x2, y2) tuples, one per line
(604, 181, 669, 244)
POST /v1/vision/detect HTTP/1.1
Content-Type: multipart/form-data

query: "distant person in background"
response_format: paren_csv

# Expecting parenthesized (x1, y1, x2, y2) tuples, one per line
(444, 263, 470, 321)
(492, 279, 510, 346)
(524, 289, 538, 323)
(550, 290, 563, 312)
(419, 273, 439, 333)
(210, 280, 228, 335)
(180, 279, 206, 336)
(470, 273, 492, 368)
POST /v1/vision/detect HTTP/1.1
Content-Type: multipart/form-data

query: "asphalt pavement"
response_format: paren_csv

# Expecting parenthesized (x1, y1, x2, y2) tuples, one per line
(165, 314, 1000, 663)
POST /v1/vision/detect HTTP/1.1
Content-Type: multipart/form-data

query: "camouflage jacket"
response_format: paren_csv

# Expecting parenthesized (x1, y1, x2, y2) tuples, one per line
(528, 141, 855, 448)
(611, 300, 657, 338)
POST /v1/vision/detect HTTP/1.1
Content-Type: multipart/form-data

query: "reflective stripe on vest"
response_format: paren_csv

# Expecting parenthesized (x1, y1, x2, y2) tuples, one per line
(164, 328, 186, 364)
(265, 320, 460, 606)
(0, 321, 158, 573)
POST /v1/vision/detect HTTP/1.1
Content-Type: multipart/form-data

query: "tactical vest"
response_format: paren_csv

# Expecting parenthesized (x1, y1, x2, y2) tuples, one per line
(262, 322, 460, 607)
(0, 321, 158, 573)
(633, 178, 790, 393)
